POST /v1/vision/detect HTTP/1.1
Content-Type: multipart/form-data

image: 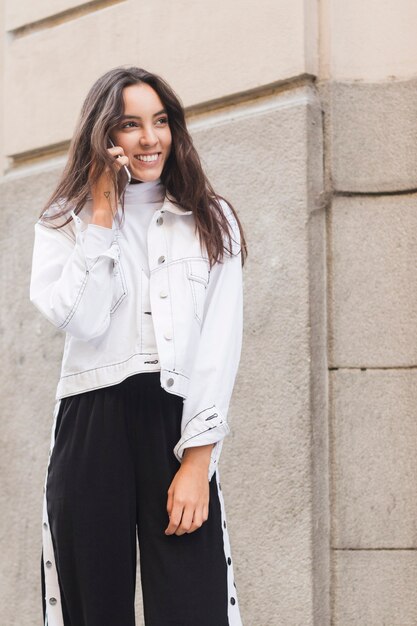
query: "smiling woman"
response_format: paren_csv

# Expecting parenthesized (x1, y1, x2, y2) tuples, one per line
(30, 66, 247, 626)
(112, 83, 172, 182)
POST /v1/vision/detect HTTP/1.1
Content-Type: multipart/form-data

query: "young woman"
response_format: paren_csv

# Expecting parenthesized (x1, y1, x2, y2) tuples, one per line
(30, 66, 247, 626)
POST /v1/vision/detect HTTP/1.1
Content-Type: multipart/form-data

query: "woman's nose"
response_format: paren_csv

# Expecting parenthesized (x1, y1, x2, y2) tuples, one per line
(140, 125, 158, 147)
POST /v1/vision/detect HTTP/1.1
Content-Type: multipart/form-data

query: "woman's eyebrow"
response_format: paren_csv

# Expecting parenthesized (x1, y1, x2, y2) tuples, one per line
(120, 109, 167, 120)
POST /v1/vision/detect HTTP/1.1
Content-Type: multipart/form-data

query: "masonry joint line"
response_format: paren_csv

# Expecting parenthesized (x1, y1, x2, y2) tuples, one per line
(329, 365, 417, 371)
(8, 0, 127, 39)
(334, 188, 417, 198)
(332, 547, 417, 551)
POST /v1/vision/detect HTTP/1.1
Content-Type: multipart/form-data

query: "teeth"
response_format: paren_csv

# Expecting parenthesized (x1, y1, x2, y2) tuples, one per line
(136, 154, 159, 162)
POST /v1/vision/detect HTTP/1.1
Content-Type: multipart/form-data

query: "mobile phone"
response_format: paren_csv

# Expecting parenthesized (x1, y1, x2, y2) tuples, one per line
(107, 136, 131, 198)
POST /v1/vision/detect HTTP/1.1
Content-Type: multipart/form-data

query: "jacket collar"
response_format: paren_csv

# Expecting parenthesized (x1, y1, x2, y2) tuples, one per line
(162, 195, 193, 216)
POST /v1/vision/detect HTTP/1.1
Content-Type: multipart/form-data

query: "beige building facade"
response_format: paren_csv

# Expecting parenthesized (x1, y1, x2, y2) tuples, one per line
(1, 1, 416, 624)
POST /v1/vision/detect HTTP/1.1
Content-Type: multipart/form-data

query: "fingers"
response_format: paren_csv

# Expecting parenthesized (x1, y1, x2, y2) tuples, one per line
(165, 502, 209, 536)
(187, 511, 205, 534)
(165, 501, 184, 535)
(164, 467, 210, 537)
(107, 145, 125, 159)
(186, 501, 209, 534)
(115, 155, 130, 170)
(107, 146, 130, 171)
(175, 506, 194, 536)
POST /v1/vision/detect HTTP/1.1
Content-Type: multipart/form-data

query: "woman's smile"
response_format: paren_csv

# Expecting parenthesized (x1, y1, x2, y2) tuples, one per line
(133, 152, 162, 168)
(134, 152, 160, 163)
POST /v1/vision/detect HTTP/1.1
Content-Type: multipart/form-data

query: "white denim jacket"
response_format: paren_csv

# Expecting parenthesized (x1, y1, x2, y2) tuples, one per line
(30, 181, 243, 480)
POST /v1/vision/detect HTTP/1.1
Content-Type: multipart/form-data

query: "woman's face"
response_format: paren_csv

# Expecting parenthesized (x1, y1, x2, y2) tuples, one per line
(110, 83, 172, 183)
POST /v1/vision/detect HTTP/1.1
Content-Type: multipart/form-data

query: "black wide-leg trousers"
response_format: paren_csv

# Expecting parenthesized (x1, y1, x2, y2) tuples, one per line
(42, 372, 239, 626)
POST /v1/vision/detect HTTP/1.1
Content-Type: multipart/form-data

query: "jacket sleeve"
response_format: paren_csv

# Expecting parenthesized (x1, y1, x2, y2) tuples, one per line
(29, 210, 121, 341)
(173, 204, 244, 481)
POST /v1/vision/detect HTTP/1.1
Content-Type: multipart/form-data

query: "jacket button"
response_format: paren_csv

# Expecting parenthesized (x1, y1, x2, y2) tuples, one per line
(158, 255, 166, 264)
(45, 561, 52, 569)
(43, 523, 48, 531)
(156, 216, 163, 226)
(166, 378, 174, 387)
(164, 330, 172, 340)
(49, 598, 57, 606)
(159, 291, 168, 299)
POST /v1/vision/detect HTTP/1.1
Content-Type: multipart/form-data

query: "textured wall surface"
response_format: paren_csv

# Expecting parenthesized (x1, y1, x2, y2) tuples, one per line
(331, 370, 417, 548)
(322, 75, 417, 626)
(3, 0, 317, 158)
(328, 0, 417, 79)
(329, 194, 417, 366)
(333, 551, 417, 624)
(326, 80, 417, 193)
(0, 168, 65, 625)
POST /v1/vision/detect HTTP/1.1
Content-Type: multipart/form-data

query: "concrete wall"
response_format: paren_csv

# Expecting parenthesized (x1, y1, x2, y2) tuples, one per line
(3, 0, 317, 160)
(320, 2, 417, 624)
(1, 0, 416, 624)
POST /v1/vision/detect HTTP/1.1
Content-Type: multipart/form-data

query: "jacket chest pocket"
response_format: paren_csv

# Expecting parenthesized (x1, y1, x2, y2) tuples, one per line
(186, 259, 210, 323)
(110, 258, 128, 315)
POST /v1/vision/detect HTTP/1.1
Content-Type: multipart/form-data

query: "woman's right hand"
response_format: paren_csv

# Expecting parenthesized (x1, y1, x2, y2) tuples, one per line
(89, 145, 130, 229)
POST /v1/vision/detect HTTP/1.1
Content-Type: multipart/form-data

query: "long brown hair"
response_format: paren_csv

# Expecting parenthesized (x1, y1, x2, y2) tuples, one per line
(41, 66, 247, 266)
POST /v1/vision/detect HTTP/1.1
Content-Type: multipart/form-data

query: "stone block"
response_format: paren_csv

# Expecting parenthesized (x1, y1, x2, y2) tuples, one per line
(330, 194, 417, 367)
(331, 369, 417, 548)
(326, 79, 417, 192)
(333, 550, 417, 625)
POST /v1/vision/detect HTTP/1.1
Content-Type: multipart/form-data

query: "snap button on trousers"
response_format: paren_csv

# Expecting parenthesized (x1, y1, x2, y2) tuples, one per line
(41, 372, 242, 626)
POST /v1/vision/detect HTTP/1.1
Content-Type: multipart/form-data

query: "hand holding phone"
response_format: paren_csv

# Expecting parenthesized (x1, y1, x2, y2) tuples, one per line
(88, 138, 132, 228)
(107, 137, 131, 198)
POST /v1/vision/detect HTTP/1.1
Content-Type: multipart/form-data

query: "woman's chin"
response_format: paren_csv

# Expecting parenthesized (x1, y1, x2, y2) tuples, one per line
(130, 169, 162, 183)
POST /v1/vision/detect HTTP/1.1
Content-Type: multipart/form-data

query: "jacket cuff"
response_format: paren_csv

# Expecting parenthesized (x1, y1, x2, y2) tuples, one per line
(71, 211, 119, 261)
(173, 406, 230, 481)
(82, 225, 117, 259)
(208, 439, 224, 481)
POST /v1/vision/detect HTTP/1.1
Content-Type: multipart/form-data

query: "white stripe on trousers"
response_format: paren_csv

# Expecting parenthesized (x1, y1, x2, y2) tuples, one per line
(43, 399, 64, 626)
(214, 467, 243, 626)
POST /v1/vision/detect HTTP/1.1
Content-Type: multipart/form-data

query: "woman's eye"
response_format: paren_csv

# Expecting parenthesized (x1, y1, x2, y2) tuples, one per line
(121, 121, 138, 128)
(155, 117, 168, 126)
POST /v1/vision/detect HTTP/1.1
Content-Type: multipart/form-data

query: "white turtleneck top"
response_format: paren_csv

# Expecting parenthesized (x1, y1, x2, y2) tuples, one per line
(114, 178, 166, 359)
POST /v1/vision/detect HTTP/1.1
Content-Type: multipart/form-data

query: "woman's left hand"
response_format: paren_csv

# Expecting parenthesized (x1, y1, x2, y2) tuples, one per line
(165, 444, 213, 536)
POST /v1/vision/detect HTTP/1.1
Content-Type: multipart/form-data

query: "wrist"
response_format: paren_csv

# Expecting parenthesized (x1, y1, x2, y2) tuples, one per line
(182, 444, 214, 470)
(90, 207, 114, 229)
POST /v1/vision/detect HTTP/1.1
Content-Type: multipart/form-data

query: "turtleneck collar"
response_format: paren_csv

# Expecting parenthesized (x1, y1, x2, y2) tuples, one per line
(123, 178, 165, 205)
